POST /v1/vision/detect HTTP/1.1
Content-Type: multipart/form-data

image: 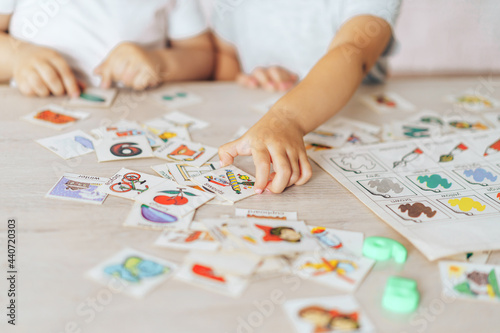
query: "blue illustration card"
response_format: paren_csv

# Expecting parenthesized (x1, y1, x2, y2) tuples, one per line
(46, 173, 108, 204)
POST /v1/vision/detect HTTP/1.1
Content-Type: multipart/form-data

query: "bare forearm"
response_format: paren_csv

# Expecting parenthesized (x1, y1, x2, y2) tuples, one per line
(0, 32, 26, 82)
(154, 47, 214, 82)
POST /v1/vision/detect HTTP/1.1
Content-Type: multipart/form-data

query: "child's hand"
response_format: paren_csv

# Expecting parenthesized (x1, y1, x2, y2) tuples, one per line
(94, 42, 161, 90)
(13, 44, 80, 97)
(218, 111, 312, 193)
(237, 66, 298, 92)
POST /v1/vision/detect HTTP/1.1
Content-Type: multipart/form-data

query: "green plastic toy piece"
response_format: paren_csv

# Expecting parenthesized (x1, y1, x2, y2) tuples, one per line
(362, 236, 407, 263)
(382, 276, 419, 313)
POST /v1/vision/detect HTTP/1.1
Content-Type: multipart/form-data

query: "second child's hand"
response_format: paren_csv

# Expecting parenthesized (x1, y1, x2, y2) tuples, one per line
(218, 108, 312, 194)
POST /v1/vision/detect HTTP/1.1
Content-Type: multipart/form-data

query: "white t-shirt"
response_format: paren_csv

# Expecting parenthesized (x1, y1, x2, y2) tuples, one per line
(212, 0, 401, 82)
(0, 0, 207, 86)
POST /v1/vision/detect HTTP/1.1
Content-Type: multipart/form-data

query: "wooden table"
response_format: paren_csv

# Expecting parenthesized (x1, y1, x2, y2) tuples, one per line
(1, 78, 499, 333)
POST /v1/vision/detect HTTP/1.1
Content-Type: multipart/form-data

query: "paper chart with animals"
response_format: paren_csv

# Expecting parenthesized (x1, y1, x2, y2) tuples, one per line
(310, 129, 500, 261)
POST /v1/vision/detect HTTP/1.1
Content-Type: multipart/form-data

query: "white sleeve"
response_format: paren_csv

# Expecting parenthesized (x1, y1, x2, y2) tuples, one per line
(339, 0, 402, 31)
(0, 0, 15, 14)
(211, 1, 236, 44)
(168, 0, 208, 40)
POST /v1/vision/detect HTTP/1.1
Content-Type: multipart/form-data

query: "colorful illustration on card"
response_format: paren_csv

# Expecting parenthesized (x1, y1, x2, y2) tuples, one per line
(305, 143, 333, 152)
(456, 94, 495, 109)
(330, 154, 386, 174)
(297, 305, 360, 332)
(167, 144, 205, 162)
(439, 143, 468, 162)
(204, 170, 254, 194)
(420, 116, 444, 126)
(163, 91, 188, 101)
(153, 188, 197, 206)
(175, 163, 217, 182)
(403, 125, 432, 138)
(47, 176, 107, 203)
(80, 92, 106, 102)
(455, 167, 499, 186)
(300, 258, 357, 282)
(357, 177, 416, 198)
(110, 142, 143, 157)
(110, 172, 149, 194)
(374, 94, 396, 107)
(256, 224, 301, 242)
(449, 121, 488, 131)
(437, 195, 496, 217)
(448, 265, 500, 300)
(387, 201, 448, 223)
(448, 197, 486, 213)
(310, 227, 342, 249)
(74, 135, 94, 149)
(140, 204, 178, 223)
(393, 147, 424, 168)
(104, 256, 168, 283)
(192, 264, 226, 283)
(485, 192, 500, 205)
(484, 139, 500, 157)
(419, 174, 451, 189)
(35, 110, 76, 124)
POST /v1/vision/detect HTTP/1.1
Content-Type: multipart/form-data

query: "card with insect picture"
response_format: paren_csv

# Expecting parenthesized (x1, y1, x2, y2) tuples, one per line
(150, 163, 176, 182)
(444, 92, 500, 112)
(303, 125, 351, 148)
(163, 110, 209, 130)
(98, 168, 166, 200)
(22, 104, 90, 130)
(203, 218, 320, 256)
(123, 202, 194, 230)
(439, 261, 500, 303)
(92, 119, 162, 148)
(292, 251, 374, 292)
(167, 162, 220, 186)
(68, 87, 117, 108)
(191, 165, 257, 203)
(87, 248, 177, 298)
(153, 138, 217, 167)
(154, 227, 220, 251)
(235, 208, 298, 221)
(134, 181, 215, 217)
(142, 118, 192, 143)
(36, 130, 95, 160)
(46, 173, 108, 204)
(175, 251, 250, 298)
(156, 87, 203, 109)
(360, 91, 416, 114)
(283, 295, 375, 333)
(94, 135, 153, 162)
(308, 226, 364, 257)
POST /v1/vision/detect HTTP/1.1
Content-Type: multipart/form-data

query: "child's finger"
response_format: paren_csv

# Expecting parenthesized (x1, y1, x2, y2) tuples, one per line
(132, 70, 150, 90)
(267, 148, 292, 193)
(50, 57, 80, 97)
(252, 67, 275, 91)
(122, 63, 140, 87)
(18, 80, 35, 97)
(34, 62, 64, 96)
(251, 147, 271, 194)
(27, 71, 50, 97)
(295, 152, 313, 186)
(218, 141, 239, 167)
(286, 150, 301, 187)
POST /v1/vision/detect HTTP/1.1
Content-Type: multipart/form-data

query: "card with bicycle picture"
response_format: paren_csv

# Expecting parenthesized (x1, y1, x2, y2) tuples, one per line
(95, 135, 153, 162)
(98, 168, 167, 200)
(134, 181, 215, 217)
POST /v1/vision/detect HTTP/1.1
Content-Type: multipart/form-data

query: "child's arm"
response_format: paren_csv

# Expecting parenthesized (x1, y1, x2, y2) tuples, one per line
(218, 15, 392, 194)
(0, 14, 80, 97)
(213, 35, 297, 91)
(95, 32, 214, 90)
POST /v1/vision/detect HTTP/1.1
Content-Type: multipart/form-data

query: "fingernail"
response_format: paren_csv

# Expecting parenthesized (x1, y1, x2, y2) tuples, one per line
(265, 188, 271, 193)
(255, 189, 263, 194)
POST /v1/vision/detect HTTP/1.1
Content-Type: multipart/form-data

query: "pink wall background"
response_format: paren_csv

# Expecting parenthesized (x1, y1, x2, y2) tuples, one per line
(200, 0, 500, 76)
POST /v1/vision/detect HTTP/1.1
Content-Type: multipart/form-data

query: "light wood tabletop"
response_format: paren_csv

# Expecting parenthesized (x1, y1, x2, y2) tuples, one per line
(1, 78, 499, 333)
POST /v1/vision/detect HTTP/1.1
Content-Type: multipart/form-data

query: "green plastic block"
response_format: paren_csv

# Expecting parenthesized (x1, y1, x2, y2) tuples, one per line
(363, 236, 407, 263)
(382, 276, 419, 313)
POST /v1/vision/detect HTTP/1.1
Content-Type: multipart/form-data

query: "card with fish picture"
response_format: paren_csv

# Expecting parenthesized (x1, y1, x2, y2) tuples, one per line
(123, 202, 194, 230)
(153, 138, 217, 167)
(235, 208, 298, 221)
(134, 181, 215, 217)
(308, 226, 364, 256)
(154, 228, 220, 251)
(156, 88, 203, 110)
(175, 251, 250, 297)
(293, 251, 375, 292)
(36, 130, 95, 159)
(68, 87, 117, 108)
(283, 295, 375, 333)
(94, 135, 153, 162)
(87, 248, 177, 298)
(439, 261, 500, 303)
(46, 173, 108, 204)
(163, 110, 209, 130)
(98, 168, 166, 200)
(191, 165, 257, 203)
(444, 92, 500, 112)
(360, 91, 416, 114)
(22, 104, 90, 130)
(167, 162, 220, 186)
